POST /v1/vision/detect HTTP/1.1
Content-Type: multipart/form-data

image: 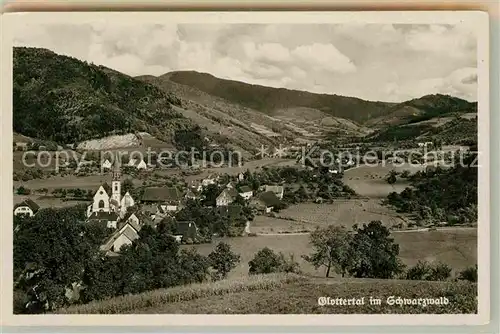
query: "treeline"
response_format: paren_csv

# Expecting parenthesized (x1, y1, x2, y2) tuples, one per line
(300, 222, 477, 281)
(385, 151, 478, 225)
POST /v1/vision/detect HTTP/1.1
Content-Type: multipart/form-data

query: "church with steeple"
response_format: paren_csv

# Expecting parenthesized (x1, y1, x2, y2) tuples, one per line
(86, 159, 135, 226)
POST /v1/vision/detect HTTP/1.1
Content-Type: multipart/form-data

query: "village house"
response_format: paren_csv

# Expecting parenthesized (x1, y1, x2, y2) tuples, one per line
(238, 172, 245, 181)
(251, 191, 281, 213)
(184, 188, 199, 201)
(173, 221, 198, 242)
(100, 222, 140, 255)
(201, 174, 218, 188)
(88, 211, 119, 229)
(121, 210, 154, 230)
(14, 142, 28, 151)
(13, 199, 40, 217)
(128, 158, 147, 170)
(264, 185, 284, 200)
(238, 185, 253, 200)
(141, 187, 182, 212)
(101, 159, 112, 170)
(216, 187, 239, 207)
(86, 161, 136, 221)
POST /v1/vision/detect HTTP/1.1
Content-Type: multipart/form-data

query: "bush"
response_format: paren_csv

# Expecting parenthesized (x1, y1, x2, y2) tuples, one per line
(248, 248, 300, 275)
(405, 261, 452, 281)
(458, 265, 477, 283)
(16, 186, 31, 195)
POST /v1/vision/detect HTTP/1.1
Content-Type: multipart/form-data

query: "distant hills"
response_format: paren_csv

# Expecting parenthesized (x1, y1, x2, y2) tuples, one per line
(13, 47, 478, 151)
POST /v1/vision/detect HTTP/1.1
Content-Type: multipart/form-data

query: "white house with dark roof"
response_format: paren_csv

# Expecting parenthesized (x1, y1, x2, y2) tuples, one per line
(238, 186, 253, 200)
(141, 187, 182, 212)
(173, 221, 198, 242)
(251, 191, 281, 213)
(100, 222, 140, 255)
(14, 199, 40, 217)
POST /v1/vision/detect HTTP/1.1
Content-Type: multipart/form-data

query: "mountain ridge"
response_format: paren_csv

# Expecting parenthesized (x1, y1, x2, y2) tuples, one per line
(13, 47, 477, 149)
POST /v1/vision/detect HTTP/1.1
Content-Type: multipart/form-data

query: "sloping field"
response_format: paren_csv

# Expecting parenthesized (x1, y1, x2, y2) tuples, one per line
(268, 199, 410, 231)
(76, 133, 140, 150)
(343, 163, 426, 198)
(58, 273, 477, 314)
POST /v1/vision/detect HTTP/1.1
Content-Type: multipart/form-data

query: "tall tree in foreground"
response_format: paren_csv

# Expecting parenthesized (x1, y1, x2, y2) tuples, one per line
(14, 206, 95, 313)
(208, 242, 240, 281)
(302, 225, 352, 278)
(348, 221, 405, 279)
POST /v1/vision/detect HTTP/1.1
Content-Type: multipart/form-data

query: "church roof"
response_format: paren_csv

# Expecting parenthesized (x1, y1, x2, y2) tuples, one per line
(142, 187, 181, 203)
(100, 182, 112, 196)
(88, 211, 118, 221)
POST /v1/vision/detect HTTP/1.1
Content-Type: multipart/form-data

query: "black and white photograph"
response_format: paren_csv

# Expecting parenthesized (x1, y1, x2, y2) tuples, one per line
(1, 10, 491, 327)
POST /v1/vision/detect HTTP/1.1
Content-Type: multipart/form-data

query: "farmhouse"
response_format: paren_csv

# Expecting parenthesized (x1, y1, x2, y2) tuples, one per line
(88, 211, 118, 229)
(216, 188, 239, 207)
(14, 199, 40, 217)
(238, 186, 253, 200)
(264, 185, 284, 200)
(141, 187, 182, 212)
(86, 161, 136, 220)
(173, 221, 198, 242)
(251, 191, 281, 213)
(121, 210, 154, 230)
(100, 222, 140, 255)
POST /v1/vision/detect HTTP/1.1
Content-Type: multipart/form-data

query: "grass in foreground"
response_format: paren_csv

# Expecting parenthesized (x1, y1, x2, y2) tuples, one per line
(58, 274, 477, 314)
(58, 273, 301, 314)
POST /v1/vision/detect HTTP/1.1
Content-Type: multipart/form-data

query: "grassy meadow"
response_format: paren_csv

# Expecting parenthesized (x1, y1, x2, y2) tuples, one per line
(57, 273, 477, 314)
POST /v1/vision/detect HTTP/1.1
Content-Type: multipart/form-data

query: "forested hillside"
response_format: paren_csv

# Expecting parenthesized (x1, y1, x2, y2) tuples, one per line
(13, 47, 192, 145)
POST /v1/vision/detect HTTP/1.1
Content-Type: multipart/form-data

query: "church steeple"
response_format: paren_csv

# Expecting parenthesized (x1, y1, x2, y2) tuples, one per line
(111, 156, 121, 205)
(112, 157, 121, 181)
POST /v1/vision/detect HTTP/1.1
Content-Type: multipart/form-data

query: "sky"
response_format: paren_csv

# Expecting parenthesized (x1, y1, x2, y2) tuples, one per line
(13, 22, 478, 102)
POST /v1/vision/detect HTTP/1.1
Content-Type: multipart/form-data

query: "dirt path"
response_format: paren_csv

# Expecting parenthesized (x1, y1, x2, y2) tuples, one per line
(256, 226, 477, 236)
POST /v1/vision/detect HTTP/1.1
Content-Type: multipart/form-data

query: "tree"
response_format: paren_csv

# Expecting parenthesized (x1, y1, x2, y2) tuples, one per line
(14, 206, 96, 312)
(458, 265, 478, 282)
(16, 186, 31, 195)
(405, 260, 432, 280)
(386, 170, 398, 185)
(302, 225, 352, 278)
(122, 178, 134, 195)
(249, 248, 301, 275)
(348, 221, 404, 279)
(427, 262, 452, 281)
(178, 248, 210, 284)
(208, 242, 240, 280)
(201, 184, 220, 207)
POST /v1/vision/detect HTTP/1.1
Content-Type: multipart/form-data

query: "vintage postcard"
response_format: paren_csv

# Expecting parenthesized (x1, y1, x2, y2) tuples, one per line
(0, 10, 490, 328)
